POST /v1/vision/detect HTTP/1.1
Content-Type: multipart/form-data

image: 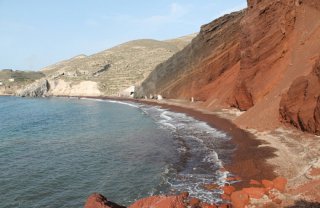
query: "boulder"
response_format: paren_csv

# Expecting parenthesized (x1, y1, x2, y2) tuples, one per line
(84, 193, 125, 208)
(231, 191, 250, 208)
(262, 179, 274, 190)
(242, 187, 266, 199)
(189, 198, 201, 207)
(128, 194, 186, 208)
(272, 177, 287, 192)
(222, 185, 236, 195)
(249, 180, 261, 186)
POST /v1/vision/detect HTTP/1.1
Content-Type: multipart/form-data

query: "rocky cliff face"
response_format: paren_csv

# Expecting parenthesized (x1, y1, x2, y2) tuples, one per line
(0, 70, 45, 95)
(233, 0, 320, 132)
(16, 79, 50, 97)
(231, 0, 297, 111)
(136, 11, 244, 107)
(138, 0, 320, 135)
(280, 57, 320, 135)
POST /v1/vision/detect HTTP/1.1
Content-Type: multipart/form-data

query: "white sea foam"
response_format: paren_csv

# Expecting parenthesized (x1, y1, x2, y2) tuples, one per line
(160, 111, 172, 121)
(138, 104, 233, 204)
(105, 100, 139, 108)
(80, 98, 140, 108)
(78, 100, 232, 203)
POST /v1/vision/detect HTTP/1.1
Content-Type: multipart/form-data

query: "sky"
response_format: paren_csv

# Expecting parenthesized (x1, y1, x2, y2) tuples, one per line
(0, 0, 247, 71)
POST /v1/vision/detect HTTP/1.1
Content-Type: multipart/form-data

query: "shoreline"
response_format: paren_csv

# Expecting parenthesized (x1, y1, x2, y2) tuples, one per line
(76, 96, 278, 189)
(2, 94, 278, 186)
(76, 96, 320, 204)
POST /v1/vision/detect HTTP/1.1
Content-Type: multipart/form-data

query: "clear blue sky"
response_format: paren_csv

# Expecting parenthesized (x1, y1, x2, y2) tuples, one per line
(0, 0, 247, 71)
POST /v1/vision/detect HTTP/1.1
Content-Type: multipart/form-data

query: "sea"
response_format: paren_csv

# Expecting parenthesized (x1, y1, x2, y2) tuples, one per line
(0, 96, 235, 208)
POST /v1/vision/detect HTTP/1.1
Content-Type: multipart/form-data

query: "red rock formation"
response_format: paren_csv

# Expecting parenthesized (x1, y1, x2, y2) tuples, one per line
(222, 185, 236, 195)
(232, 0, 297, 110)
(232, 0, 320, 132)
(242, 187, 266, 199)
(84, 193, 125, 208)
(280, 58, 320, 135)
(273, 177, 288, 192)
(128, 195, 186, 208)
(84, 176, 288, 208)
(231, 191, 250, 208)
(137, 11, 244, 108)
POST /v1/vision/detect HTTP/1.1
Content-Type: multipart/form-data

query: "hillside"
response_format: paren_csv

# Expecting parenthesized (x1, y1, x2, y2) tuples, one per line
(137, 0, 320, 135)
(0, 69, 44, 95)
(36, 35, 195, 97)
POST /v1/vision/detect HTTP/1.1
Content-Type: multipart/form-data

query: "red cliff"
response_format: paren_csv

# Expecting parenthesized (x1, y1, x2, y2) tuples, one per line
(280, 57, 320, 135)
(137, 0, 320, 135)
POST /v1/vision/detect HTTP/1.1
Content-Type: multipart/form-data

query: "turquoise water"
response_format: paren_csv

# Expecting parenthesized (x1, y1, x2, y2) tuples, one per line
(0, 97, 234, 208)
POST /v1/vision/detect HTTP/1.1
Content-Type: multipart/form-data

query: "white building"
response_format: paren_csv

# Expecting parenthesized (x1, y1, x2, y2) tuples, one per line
(8, 78, 14, 82)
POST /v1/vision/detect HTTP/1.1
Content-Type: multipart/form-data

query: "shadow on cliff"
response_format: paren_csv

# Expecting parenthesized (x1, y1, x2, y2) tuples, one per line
(286, 200, 320, 208)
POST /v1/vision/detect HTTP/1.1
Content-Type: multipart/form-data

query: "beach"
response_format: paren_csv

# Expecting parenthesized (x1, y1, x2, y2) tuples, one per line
(88, 96, 320, 205)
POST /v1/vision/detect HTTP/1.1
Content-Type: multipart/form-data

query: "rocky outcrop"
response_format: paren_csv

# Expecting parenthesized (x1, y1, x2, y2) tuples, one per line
(85, 177, 288, 208)
(280, 58, 320, 135)
(128, 194, 187, 208)
(48, 80, 102, 97)
(16, 79, 50, 97)
(84, 193, 125, 208)
(0, 69, 45, 95)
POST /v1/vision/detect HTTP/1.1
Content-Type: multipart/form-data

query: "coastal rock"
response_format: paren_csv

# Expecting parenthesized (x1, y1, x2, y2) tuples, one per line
(84, 193, 125, 208)
(16, 79, 50, 97)
(262, 179, 274, 189)
(128, 194, 186, 208)
(272, 177, 287, 192)
(231, 191, 250, 208)
(0, 69, 45, 95)
(222, 185, 236, 195)
(189, 198, 201, 207)
(242, 187, 266, 199)
(249, 180, 261, 186)
(280, 58, 320, 135)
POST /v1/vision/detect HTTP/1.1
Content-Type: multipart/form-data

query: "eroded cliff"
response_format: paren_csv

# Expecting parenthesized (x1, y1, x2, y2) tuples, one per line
(137, 11, 244, 107)
(138, 0, 320, 135)
(280, 57, 320, 135)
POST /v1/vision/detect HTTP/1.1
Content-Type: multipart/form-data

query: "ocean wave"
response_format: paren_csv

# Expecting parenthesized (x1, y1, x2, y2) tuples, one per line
(78, 99, 233, 203)
(139, 105, 234, 204)
(80, 98, 140, 108)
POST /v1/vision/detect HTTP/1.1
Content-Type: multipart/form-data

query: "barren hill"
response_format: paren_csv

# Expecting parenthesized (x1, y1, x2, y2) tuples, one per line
(0, 69, 44, 95)
(38, 35, 195, 97)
